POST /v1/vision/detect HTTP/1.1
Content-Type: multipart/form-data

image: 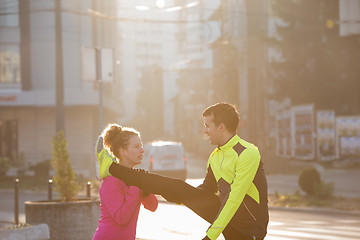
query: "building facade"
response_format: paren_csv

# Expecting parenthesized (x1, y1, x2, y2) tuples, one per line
(0, 0, 121, 177)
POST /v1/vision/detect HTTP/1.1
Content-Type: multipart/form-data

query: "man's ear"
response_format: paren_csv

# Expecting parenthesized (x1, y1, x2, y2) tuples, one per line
(219, 122, 225, 131)
(119, 147, 125, 156)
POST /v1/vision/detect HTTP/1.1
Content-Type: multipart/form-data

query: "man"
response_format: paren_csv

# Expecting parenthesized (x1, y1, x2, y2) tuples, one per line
(95, 102, 269, 239)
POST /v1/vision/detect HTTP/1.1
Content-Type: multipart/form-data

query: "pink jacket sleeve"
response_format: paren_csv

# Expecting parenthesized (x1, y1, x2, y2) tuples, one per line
(141, 193, 158, 212)
(100, 177, 141, 226)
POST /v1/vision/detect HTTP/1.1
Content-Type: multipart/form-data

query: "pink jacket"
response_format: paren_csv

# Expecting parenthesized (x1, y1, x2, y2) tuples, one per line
(93, 176, 158, 240)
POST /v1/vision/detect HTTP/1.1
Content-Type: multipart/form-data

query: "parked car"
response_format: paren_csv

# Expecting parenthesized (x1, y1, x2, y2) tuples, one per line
(138, 141, 187, 180)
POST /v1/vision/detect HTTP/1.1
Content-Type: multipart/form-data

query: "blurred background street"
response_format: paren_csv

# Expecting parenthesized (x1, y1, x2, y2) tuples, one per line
(1, 0, 360, 239)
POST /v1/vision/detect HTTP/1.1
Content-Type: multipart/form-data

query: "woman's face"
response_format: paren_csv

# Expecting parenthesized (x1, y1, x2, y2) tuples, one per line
(119, 135, 144, 167)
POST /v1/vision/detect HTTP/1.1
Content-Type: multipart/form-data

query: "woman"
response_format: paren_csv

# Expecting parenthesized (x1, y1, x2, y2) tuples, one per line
(93, 124, 158, 240)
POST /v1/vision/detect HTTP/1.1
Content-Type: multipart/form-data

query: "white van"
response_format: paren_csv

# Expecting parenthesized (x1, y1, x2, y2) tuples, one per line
(138, 141, 187, 180)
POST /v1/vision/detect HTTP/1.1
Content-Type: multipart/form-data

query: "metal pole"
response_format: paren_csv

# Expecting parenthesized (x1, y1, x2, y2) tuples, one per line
(86, 182, 91, 198)
(99, 78, 103, 133)
(97, 49, 103, 133)
(48, 179, 53, 201)
(14, 178, 19, 225)
(55, 0, 65, 133)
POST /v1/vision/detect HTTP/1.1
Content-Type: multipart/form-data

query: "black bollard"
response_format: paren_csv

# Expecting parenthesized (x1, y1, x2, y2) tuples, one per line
(86, 182, 91, 198)
(48, 179, 53, 200)
(14, 178, 19, 225)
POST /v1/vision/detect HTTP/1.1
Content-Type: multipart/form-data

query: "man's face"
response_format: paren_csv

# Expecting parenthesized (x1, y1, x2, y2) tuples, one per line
(203, 114, 222, 146)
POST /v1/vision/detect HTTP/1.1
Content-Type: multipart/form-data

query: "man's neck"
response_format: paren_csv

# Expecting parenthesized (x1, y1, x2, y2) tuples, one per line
(219, 133, 236, 147)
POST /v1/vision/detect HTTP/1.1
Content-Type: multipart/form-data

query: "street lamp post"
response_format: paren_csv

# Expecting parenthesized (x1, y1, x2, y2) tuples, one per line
(55, 0, 65, 133)
(96, 49, 103, 133)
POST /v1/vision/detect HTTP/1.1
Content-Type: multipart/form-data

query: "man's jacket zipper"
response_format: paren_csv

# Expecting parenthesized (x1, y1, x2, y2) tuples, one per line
(220, 152, 224, 171)
(244, 202, 257, 221)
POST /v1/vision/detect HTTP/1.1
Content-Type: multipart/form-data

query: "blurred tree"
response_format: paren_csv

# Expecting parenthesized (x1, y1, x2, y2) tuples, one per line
(51, 131, 79, 201)
(174, 69, 212, 152)
(0, 157, 10, 179)
(211, 39, 239, 105)
(269, 0, 360, 114)
(132, 65, 164, 141)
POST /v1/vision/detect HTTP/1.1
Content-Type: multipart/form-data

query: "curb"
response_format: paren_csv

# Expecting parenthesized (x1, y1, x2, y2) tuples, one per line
(269, 205, 360, 216)
(0, 223, 49, 240)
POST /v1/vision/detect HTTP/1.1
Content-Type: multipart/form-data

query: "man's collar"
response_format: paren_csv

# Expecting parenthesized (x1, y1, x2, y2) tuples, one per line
(217, 134, 238, 149)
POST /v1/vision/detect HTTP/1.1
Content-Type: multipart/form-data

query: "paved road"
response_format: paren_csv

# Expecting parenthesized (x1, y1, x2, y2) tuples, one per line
(136, 202, 221, 240)
(266, 208, 360, 240)
(0, 190, 52, 226)
(135, 202, 360, 240)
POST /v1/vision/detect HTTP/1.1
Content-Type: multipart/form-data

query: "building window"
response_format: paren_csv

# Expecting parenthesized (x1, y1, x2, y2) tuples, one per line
(0, 120, 18, 161)
(0, 1, 20, 89)
(0, 44, 21, 89)
(0, 1, 19, 27)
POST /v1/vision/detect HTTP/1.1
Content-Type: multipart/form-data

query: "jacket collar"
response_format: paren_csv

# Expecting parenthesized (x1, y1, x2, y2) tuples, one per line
(217, 134, 240, 150)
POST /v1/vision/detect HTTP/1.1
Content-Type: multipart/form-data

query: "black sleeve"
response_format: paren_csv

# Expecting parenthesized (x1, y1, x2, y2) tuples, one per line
(197, 166, 218, 194)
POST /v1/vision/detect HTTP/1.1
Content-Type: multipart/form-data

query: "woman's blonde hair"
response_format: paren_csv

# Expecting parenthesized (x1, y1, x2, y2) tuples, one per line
(102, 123, 140, 160)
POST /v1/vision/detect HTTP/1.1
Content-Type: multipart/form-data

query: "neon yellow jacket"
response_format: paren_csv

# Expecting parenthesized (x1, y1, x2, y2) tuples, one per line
(199, 135, 268, 239)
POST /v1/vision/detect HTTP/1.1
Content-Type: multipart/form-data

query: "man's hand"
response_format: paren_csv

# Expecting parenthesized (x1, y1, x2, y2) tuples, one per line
(202, 236, 210, 240)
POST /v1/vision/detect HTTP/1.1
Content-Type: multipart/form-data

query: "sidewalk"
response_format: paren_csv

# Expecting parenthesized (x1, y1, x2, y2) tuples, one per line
(267, 167, 360, 199)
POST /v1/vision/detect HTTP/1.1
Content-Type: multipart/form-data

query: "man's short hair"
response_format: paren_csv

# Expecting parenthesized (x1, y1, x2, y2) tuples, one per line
(202, 102, 240, 133)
